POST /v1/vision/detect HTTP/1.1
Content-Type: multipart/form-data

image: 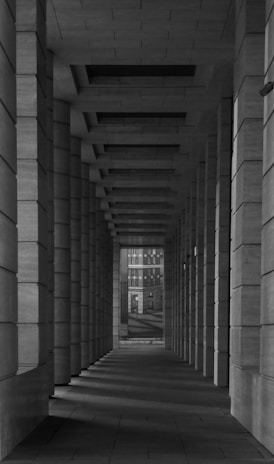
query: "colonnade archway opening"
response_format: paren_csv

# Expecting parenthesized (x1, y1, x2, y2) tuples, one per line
(119, 247, 164, 345)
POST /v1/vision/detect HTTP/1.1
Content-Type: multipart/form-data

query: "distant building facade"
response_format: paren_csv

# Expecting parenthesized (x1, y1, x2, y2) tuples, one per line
(127, 248, 164, 314)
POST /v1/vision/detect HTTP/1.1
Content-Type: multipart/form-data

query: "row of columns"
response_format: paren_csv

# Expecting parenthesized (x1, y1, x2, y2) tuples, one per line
(167, 97, 232, 387)
(0, 2, 114, 458)
(0, 0, 114, 390)
(167, 0, 265, 389)
(165, 0, 274, 455)
(53, 103, 113, 386)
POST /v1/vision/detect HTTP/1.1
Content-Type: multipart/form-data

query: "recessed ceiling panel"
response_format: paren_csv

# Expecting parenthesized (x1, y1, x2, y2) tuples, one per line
(104, 144, 180, 153)
(97, 112, 186, 120)
(87, 65, 196, 81)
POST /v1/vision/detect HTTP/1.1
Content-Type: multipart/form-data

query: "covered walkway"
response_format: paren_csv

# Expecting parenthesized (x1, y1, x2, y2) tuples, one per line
(2, 0, 274, 460)
(5, 346, 274, 464)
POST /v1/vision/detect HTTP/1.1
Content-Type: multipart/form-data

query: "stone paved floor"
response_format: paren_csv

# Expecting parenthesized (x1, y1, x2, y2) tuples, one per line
(5, 346, 274, 464)
(128, 310, 163, 338)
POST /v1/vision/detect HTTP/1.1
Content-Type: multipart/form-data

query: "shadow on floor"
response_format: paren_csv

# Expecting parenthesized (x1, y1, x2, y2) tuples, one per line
(4, 346, 274, 464)
(128, 310, 163, 338)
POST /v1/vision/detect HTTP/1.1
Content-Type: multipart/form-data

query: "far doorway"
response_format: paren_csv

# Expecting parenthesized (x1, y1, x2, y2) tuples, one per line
(120, 247, 164, 341)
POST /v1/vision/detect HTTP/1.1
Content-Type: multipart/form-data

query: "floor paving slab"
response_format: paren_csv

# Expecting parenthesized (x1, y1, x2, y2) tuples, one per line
(3, 346, 274, 464)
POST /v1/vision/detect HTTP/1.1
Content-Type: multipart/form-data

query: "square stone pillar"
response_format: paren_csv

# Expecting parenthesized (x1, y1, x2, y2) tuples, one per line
(214, 99, 232, 387)
(195, 161, 205, 370)
(100, 216, 106, 356)
(47, 50, 54, 395)
(176, 224, 182, 355)
(99, 210, 106, 356)
(109, 237, 114, 350)
(80, 163, 89, 369)
(70, 137, 81, 376)
(0, 0, 18, 382)
(183, 196, 190, 361)
(164, 241, 172, 349)
(171, 232, 177, 352)
(99, 211, 109, 356)
(104, 222, 110, 353)
(89, 182, 96, 363)
(189, 180, 197, 365)
(106, 226, 113, 353)
(230, 0, 264, 420)
(203, 136, 217, 378)
(179, 213, 185, 358)
(170, 239, 174, 350)
(95, 199, 101, 359)
(258, 0, 274, 454)
(53, 100, 71, 385)
(17, 0, 48, 369)
(113, 239, 120, 349)
(120, 248, 128, 337)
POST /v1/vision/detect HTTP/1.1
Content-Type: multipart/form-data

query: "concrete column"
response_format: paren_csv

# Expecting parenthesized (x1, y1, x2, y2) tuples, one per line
(100, 212, 107, 355)
(189, 180, 197, 365)
(183, 196, 190, 361)
(120, 248, 128, 337)
(176, 220, 182, 356)
(103, 224, 109, 352)
(260, 1, 274, 453)
(70, 137, 81, 376)
(53, 99, 71, 385)
(47, 50, 54, 394)
(106, 232, 110, 351)
(98, 207, 105, 357)
(176, 225, 181, 355)
(195, 161, 205, 370)
(203, 136, 217, 378)
(214, 99, 232, 387)
(0, 3, 49, 459)
(100, 213, 106, 354)
(89, 182, 96, 363)
(113, 239, 120, 349)
(171, 234, 176, 352)
(95, 199, 101, 358)
(170, 241, 174, 349)
(100, 218, 105, 353)
(17, 0, 48, 368)
(164, 241, 172, 349)
(105, 224, 112, 352)
(170, 240, 174, 350)
(107, 234, 114, 351)
(230, 0, 264, 410)
(104, 219, 109, 353)
(0, 0, 17, 381)
(80, 163, 89, 369)
(175, 232, 178, 353)
(179, 213, 185, 358)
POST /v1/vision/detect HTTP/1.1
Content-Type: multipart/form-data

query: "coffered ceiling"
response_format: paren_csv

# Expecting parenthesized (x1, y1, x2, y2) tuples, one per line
(47, 0, 234, 246)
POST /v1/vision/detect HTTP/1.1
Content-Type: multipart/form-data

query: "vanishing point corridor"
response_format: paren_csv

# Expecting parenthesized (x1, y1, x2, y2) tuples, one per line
(5, 346, 274, 464)
(2, 0, 274, 460)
